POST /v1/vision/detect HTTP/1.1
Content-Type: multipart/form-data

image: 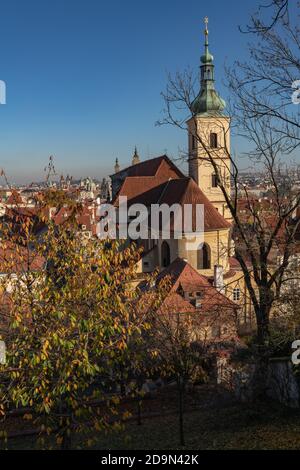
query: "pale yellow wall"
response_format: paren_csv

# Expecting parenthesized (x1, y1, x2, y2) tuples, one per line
(187, 115, 232, 221)
(137, 229, 230, 277)
(134, 233, 253, 328)
(223, 270, 255, 326)
(180, 229, 230, 276)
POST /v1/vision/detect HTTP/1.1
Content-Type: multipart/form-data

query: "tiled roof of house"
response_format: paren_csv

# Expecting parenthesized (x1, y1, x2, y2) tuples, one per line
(6, 191, 23, 205)
(157, 258, 238, 314)
(0, 243, 45, 274)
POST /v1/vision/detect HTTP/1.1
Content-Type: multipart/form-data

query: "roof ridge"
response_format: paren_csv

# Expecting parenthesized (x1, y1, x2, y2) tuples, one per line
(111, 155, 167, 177)
(180, 258, 211, 285)
(157, 178, 173, 205)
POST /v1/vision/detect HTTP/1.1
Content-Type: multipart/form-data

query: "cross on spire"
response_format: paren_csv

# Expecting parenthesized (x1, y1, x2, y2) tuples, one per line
(204, 16, 209, 45)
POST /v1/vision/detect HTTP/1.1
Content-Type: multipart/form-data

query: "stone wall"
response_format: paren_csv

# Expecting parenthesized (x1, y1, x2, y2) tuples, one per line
(216, 356, 300, 408)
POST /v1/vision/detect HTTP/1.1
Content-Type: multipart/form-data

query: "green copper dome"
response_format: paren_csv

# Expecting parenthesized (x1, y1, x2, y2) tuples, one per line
(200, 48, 214, 64)
(191, 87, 226, 115)
(191, 19, 226, 115)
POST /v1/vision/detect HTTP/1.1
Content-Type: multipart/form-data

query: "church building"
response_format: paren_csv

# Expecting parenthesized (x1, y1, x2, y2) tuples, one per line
(110, 20, 253, 332)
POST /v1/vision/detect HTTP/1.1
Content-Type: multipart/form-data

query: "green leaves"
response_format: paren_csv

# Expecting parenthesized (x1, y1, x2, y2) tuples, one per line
(0, 195, 156, 448)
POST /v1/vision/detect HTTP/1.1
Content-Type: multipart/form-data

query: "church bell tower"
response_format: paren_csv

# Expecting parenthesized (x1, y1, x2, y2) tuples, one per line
(187, 18, 232, 221)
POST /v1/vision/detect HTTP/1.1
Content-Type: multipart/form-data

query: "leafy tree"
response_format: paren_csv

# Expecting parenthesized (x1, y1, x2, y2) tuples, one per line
(0, 190, 156, 449)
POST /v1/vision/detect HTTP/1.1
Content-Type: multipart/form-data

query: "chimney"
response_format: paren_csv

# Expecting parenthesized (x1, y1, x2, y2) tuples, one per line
(214, 265, 224, 292)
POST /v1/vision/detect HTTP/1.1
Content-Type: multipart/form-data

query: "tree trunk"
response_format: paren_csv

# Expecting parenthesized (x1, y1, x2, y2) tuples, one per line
(137, 399, 142, 426)
(253, 310, 271, 401)
(178, 380, 185, 447)
(61, 430, 72, 450)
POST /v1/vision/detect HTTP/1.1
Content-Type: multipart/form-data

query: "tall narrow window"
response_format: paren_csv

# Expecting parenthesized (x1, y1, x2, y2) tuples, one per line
(233, 288, 241, 302)
(161, 241, 171, 268)
(210, 132, 218, 148)
(197, 243, 211, 270)
(211, 174, 218, 188)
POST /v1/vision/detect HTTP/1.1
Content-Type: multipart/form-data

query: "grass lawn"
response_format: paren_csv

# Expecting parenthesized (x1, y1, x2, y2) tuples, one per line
(5, 401, 300, 450)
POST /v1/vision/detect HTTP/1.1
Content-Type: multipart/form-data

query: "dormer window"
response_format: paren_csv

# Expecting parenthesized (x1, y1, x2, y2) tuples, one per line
(210, 132, 218, 149)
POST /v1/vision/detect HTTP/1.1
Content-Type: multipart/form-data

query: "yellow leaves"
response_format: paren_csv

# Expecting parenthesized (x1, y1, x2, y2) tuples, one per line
(122, 410, 132, 420)
(14, 313, 22, 323)
(94, 421, 102, 432)
(0, 201, 167, 446)
(87, 439, 94, 448)
(0, 430, 7, 440)
(42, 339, 50, 359)
(116, 340, 127, 351)
(23, 413, 33, 421)
(110, 396, 120, 406)
(0, 404, 6, 417)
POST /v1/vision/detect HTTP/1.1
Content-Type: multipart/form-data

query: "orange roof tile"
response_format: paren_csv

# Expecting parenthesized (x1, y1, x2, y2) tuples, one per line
(111, 155, 185, 179)
(157, 258, 238, 314)
(115, 177, 230, 231)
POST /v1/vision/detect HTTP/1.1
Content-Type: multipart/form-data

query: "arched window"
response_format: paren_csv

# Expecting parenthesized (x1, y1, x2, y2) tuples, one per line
(210, 132, 218, 149)
(197, 243, 211, 270)
(161, 241, 171, 268)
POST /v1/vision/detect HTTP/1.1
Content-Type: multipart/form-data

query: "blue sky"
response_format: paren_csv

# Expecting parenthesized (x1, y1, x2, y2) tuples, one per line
(0, 0, 258, 184)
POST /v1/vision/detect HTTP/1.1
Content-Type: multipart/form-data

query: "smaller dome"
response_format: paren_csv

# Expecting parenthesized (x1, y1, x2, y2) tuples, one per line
(201, 50, 214, 64)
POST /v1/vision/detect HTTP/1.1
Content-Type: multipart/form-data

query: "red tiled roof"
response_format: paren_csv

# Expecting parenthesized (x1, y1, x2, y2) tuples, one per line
(0, 243, 45, 273)
(160, 291, 197, 314)
(6, 191, 23, 205)
(160, 178, 230, 231)
(113, 176, 166, 205)
(115, 177, 230, 231)
(53, 206, 95, 232)
(111, 155, 185, 179)
(157, 258, 238, 313)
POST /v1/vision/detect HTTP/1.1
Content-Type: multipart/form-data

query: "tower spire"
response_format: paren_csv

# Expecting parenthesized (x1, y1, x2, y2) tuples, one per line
(132, 146, 140, 166)
(191, 17, 226, 115)
(114, 158, 120, 174)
